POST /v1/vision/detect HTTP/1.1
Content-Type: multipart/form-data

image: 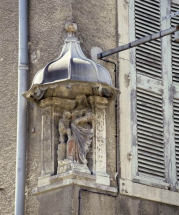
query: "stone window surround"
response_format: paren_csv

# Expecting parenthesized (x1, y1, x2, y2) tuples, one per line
(118, 0, 179, 206)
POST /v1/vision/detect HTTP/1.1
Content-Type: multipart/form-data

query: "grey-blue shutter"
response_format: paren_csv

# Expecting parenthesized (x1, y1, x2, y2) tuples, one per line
(134, 0, 166, 181)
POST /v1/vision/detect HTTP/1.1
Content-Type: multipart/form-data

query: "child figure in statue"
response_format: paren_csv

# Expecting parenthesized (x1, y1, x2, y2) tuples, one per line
(58, 111, 72, 161)
(58, 111, 72, 144)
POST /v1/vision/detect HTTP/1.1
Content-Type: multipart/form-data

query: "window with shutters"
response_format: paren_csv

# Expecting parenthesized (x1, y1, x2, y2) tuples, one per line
(119, 0, 179, 206)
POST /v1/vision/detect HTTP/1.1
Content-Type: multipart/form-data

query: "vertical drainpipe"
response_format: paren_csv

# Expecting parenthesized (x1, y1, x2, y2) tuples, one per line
(15, 0, 28, 214)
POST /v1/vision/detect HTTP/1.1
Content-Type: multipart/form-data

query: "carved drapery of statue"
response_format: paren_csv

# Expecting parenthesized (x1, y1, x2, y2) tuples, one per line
(58, 95, 95, 174)
(58, 95, 95, 164)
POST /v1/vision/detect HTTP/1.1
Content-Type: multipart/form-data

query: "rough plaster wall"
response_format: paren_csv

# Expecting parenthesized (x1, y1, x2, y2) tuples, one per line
(71, 186, 179, 215)
(36, 186, 74, 215)
(73, 186, 116, 215)
(0, 0, 18, 214)
(116, 195, 179, 215)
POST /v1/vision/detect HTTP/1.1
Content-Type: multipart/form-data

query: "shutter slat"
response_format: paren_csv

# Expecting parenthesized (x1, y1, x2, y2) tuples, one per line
(138, 163, 165, 173)
(135, 14, 159, 26)
(137, 113, 163, 123)
(135, 10, 160, 21)
(135, 18, 160, 30)
(137, 117, 163, 128)
(138, 155, 164, 165)
(138, 125, 163, 136)
(137, 109, 163, 120)
(135, 0, 160, 10)
(138, 145, 163, 157)
(174, 131, 179, 136)
(138, 141, 164, 152)
(137, 96, 162, 106)
(174, 106, 179, 111)
(136, 42, 161, 54)
(138, 159, 165, 169)
(138, 130, 164, 140)
(135, 0, 160, 7)
(173, 127, 179, 132)
(136, 68, 161, 78)
(137, 104, 163, 115)
(172, 62, 179, 67)
(137, 46, 161, 58)
(135, 7, 160, 19)
(136, 58, 161, 69)
(138, 133, 164, 144)
(138, 167, 165, 177)
(136, 54, 161, 65)
(137, 89, 162, 98)
(136, 25, 161, 36)
(138, 151, 164, 161)
(171, 4, 179, 10)
(174, 115, 179, 119)
(172, 64, 179, 69)
(137, 121, 163, 132)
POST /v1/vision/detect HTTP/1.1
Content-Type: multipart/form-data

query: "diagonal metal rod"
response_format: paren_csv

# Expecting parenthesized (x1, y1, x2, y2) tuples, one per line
(97, 25, 179, 59)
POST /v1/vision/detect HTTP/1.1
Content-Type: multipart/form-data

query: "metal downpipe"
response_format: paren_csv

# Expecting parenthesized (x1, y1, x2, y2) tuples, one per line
(15, 0, 28, 214)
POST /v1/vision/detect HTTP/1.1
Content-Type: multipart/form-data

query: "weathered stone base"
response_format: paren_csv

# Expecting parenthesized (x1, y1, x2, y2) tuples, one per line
(33, 172, 117, 195)
(58, 159, 91, 174)
(96, 173, 110, 186)
(37, 174, 53, 187)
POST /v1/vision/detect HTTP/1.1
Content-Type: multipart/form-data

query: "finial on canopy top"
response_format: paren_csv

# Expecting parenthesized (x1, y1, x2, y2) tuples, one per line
(65, 22, 77, 35)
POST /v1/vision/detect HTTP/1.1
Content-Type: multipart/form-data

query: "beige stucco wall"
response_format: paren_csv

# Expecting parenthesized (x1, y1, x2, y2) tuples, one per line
(0, 0, 18, 214)
(1, 0, 179, 214)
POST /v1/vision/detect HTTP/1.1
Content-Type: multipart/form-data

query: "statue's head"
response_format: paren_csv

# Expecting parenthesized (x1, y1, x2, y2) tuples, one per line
(76, 95, 88, 107)
(63, 111, 72, 119)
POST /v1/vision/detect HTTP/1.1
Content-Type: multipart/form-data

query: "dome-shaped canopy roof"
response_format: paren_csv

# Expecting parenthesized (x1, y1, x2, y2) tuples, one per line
(23, 22, 116, 102)
(32, 23, 112, 86)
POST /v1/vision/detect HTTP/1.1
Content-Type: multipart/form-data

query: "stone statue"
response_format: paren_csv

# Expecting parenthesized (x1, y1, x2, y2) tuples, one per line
(58, 111, 72, 144)
(69, 95, 95, 165)
(58, 95, 95, 166)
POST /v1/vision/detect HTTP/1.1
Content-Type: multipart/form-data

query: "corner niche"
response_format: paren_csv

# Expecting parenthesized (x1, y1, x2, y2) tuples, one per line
(23, 22, 118, 194)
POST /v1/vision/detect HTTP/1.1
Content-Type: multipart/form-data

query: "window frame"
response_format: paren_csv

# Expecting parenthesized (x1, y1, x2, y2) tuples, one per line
(118, 0, 179, 206)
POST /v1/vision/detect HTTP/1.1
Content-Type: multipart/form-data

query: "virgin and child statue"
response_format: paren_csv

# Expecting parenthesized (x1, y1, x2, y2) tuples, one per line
(58, 95, 95, 165)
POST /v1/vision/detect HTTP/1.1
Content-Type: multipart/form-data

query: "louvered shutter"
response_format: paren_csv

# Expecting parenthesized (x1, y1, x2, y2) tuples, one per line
(172, 2, 179, 188)
(135, 0, 162, 79)
(133, 0, 167, 183)
(137, 88, 165, 179)
(132, 0, 179, 189)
